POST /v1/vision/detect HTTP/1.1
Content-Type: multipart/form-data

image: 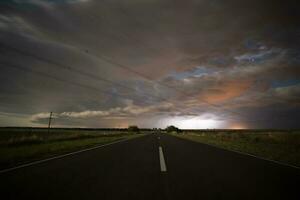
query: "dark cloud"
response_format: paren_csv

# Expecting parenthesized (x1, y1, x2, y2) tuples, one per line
(0, 0, 299, 128)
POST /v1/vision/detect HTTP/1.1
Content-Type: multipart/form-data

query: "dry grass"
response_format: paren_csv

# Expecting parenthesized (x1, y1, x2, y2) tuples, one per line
(170, 130, 300, 167)
(0, 128, 144, 169)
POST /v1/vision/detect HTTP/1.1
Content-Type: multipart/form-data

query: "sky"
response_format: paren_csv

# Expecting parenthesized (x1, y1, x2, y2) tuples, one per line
(0, 0, 300, 129)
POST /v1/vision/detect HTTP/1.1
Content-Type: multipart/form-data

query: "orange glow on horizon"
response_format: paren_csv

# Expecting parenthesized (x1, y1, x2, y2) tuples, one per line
(230, 123, 248, 129)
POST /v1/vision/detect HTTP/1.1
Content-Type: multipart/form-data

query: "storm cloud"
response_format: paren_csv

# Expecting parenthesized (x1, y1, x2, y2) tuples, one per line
(0, 0, 300, 128)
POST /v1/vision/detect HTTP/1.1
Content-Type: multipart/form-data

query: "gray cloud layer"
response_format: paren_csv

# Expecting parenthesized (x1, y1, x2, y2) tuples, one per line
(0, 0, 300, 128)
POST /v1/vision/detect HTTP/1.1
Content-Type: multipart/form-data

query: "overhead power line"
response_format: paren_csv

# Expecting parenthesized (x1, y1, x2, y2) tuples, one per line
(0, 43, 172, 103)
(0, 60, 200, 117)
(0, 42, 275, 122)
(79, 8, 298, 119)
(0, 61, 124, 99)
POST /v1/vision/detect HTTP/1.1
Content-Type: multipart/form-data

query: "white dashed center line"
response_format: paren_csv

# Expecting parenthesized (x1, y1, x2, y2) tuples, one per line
(159, 146, 167, 172)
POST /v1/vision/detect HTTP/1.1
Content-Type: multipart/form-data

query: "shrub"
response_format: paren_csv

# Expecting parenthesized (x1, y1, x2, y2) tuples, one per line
(128, 125, 140, 133)
(166, 125, 181, 133)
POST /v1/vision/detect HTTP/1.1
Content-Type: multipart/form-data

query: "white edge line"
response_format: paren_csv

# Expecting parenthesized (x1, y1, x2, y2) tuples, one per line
(175, 135, 300, 170)
(0, 137, 138, 174)
(159, 146, 167, 172)
(221, 146, 300, 170)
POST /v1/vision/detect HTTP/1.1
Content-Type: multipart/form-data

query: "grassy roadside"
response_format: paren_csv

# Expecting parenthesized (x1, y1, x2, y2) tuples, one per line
(0, 132, 145, 170)
(168, 131, 300, 167)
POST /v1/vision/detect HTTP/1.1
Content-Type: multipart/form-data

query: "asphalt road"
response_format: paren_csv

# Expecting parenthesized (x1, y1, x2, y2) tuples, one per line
(0, 133, 299, 200)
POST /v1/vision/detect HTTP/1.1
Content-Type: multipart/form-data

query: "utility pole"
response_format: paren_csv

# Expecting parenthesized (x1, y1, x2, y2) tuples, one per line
(48, 112, 53, 134)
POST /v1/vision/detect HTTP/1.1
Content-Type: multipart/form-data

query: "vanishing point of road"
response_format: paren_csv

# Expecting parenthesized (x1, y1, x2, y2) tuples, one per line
(0, 134, 299, 200)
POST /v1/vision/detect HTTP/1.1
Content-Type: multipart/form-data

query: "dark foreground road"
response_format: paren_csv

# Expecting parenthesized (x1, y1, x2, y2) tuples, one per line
(0, 134, 299, 200)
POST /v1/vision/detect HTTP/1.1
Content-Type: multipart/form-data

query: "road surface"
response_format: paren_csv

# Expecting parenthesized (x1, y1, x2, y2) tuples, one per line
(0, 133, 299, 200)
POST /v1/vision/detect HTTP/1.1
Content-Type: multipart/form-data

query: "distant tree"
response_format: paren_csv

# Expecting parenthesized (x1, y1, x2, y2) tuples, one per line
(166, 125, 181, 133)
(128, 125, 140, 133)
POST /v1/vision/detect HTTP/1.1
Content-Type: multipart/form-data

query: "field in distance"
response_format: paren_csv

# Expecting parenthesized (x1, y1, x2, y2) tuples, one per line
(1, 128, 299, 170)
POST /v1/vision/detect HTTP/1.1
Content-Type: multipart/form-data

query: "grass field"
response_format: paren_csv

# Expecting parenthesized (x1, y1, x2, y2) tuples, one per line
(0, 128, 146, 169)
(169, 130, 300, 167)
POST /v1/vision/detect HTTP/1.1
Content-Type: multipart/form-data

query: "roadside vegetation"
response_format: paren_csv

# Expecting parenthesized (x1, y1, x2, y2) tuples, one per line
(0, 127, 146, 169)
(166, 125, 181, 133)
(168, 129, 300, 167)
